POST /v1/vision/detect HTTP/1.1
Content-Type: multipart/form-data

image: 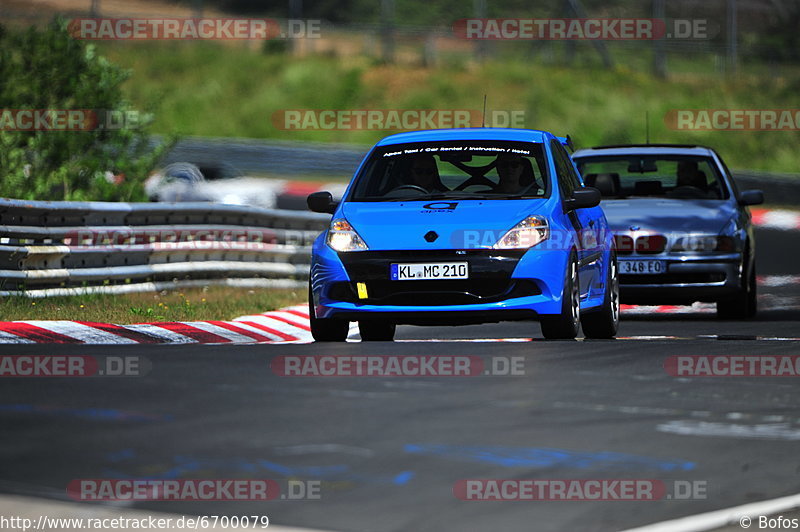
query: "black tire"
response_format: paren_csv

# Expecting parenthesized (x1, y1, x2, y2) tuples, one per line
(717, 257, 757, 319)
(581, 252, 620, 339)
(358, 321, 396, 341)
(541, 252, 580, 340)
(308, 283, 348, 342)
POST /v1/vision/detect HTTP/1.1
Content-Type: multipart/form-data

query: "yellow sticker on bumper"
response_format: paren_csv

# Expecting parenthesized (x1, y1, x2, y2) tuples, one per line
(357, 282, 368, 299)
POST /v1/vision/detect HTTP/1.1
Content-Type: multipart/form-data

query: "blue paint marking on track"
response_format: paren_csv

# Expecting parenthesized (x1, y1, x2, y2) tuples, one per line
(103, 454, 416, 486)
(404, 444, 695, 471)
(392, 471, 415, 485)
(0, 404, 173, 422)
(257, 460, 350, 477)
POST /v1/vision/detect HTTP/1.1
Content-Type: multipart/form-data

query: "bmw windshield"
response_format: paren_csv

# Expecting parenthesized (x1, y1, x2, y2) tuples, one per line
(575, 155, 730, 200)
(347, 141, 550, 202)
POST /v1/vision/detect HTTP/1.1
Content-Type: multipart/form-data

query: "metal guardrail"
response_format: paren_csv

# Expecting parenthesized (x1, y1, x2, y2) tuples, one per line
(0, 198, 330, 296)
(159, 136, 368, 178)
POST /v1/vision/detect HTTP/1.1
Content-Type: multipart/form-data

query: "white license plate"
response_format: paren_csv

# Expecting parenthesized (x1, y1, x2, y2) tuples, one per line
(620, 260, 666, 275)
(390, 262, 469, 280)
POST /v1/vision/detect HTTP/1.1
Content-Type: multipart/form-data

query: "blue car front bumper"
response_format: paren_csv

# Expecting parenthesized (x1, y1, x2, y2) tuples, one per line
(310, 237, 574, 325)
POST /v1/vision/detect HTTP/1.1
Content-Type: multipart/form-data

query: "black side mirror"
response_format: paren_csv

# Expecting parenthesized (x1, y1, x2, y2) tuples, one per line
(307, 191, 338, 214)
(566, 187, 602, 210)
(738, 189, 764, 206)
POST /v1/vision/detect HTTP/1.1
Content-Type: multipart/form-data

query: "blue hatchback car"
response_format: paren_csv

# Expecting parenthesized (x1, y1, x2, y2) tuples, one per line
(307, 128, 618, 341)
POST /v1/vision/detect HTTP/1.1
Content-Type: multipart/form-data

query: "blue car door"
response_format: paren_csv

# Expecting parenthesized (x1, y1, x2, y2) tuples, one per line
(550, 140, 599, 300)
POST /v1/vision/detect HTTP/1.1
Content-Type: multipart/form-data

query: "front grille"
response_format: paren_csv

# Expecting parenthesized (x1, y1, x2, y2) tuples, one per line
(329, 279, 540, 306)
(338, 249, 526, 279)
(615, 234, 667, 255)
(621, 273, 726, 285)
(333, 249, 532, 306)
(635, 235, 667, 254)
(615, 235, 634, 255)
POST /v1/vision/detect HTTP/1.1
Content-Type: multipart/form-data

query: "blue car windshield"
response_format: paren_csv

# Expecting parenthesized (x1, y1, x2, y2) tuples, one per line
(348, 141, 550, 202)
(575, 155, 730, 200)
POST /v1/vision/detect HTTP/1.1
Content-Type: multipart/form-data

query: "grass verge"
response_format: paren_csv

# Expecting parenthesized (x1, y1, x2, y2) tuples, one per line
(0, 286, 304, 324)
(96, 41, 800, 173)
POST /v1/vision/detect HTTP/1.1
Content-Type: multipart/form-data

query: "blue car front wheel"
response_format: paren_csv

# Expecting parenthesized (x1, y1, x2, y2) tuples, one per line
(540, 251, 580, 340)
(581, 251, 620, 339)
(309, 283, 349, 342)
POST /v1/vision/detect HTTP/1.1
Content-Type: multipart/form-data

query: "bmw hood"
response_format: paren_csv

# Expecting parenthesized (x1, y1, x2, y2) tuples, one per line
(600, 199, 735, 235)
(340, 199, 549, 250)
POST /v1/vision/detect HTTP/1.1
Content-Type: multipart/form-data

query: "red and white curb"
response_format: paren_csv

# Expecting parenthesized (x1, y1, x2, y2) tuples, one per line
(0, 304, 363, 345)
(0, 276, 797, 344)
(750, 208, 800, 231)
(620, 302, 716, 315)
(0, 305, 317, 345)
(621, 274, 800, 315)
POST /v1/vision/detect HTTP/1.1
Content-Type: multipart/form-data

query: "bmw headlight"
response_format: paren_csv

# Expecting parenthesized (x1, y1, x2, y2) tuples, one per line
(327, 218, 368, 252)
(493, 216, 549, 250)
(671, 234, 735, 253)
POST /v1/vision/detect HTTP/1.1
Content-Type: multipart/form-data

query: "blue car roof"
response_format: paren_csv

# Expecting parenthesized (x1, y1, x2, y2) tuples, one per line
(572, 145, 716, 158)
(375, 128, 550, 146)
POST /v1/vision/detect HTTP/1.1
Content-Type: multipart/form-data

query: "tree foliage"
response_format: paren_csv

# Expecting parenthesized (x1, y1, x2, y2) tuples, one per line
(0, 19, 171, 201)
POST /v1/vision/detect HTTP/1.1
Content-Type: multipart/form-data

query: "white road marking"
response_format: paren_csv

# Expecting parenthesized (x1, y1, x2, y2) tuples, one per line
(657, 420, 800, 441)
(619, 491, 800, 532)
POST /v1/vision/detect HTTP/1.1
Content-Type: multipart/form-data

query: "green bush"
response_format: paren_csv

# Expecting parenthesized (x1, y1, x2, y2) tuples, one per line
(0, 19, 172, 201)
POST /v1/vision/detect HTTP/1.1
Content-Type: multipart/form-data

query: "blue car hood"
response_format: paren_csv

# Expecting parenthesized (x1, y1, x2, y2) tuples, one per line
(600, 198, 735, 234)
(341, 199, 548, 250)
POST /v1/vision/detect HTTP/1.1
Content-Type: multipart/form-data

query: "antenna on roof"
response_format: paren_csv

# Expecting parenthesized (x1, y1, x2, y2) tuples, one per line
(482, 94, 487, 127)
(645, 111, 650, 144)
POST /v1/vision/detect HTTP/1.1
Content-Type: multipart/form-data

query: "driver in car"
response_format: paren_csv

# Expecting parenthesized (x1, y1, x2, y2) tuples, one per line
(672, 160, 716, 198)
(409, 154, 448, 193)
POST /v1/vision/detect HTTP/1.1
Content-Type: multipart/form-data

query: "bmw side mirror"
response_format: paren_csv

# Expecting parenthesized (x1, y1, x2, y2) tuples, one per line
(307, 191, 338, 214)
(567, 187, 602, 210)
(738, 189, 764, 206)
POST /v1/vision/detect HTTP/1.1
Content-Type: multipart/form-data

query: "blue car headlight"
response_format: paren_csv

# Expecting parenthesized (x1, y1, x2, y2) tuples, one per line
(493, 215, 549, 250)
(327, 218, 369, 252)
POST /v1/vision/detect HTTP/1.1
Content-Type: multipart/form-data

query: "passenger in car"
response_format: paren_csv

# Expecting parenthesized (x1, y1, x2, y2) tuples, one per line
(494, 154, 527, 194)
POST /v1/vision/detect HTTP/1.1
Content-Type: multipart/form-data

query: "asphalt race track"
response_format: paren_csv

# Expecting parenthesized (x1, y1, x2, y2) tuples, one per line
(1, 226, 799, 532)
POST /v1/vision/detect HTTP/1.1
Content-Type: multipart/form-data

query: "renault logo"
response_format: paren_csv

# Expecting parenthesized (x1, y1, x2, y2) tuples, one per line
(424, 231, 439, 242)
